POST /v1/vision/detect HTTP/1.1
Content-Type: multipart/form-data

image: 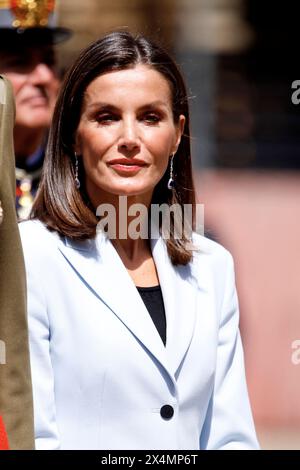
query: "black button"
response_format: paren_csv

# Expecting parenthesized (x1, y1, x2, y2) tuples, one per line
(160, 405, 174, 419)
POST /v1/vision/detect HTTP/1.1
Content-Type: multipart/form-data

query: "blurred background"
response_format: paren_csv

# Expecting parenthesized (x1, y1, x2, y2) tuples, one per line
(56, 0, 300, 449)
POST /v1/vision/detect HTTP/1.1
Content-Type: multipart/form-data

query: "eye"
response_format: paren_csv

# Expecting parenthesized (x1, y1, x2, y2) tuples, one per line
(43, 55, 56, 68)
(96, 113, 118, 124)
(142, 113, 161, 124)
(3, 59, 33, 72)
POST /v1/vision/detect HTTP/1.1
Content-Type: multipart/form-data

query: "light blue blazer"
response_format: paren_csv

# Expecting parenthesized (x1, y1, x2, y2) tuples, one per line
(19, 220, 259, 450)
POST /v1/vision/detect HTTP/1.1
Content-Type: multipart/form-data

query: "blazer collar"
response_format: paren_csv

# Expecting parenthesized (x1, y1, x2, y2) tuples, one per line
(58, 230, 202, 383)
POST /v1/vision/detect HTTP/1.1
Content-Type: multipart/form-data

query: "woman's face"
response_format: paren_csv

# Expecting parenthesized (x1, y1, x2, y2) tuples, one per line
(75, 64, 185, 207)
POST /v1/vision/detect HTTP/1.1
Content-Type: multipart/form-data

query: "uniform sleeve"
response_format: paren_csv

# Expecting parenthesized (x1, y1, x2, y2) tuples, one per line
(200, 252, 260, 450)
(0, 77, 34, 449)
(21, 231, 61, 450)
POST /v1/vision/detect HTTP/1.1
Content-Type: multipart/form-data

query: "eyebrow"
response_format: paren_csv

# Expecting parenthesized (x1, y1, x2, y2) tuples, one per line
(85, 100, 168, 111)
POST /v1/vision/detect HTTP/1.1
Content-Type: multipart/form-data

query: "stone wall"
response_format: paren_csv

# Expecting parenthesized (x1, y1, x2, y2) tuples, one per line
(56, 0, 175, 67)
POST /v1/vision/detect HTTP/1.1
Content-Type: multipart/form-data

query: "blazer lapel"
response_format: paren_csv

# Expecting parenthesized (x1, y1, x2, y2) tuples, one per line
(151, 237, 199, 377)
(58, 231, 173, 381)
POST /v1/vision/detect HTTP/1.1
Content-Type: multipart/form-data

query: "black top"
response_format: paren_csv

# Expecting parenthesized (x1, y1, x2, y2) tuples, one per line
(136, 285, 166, 346)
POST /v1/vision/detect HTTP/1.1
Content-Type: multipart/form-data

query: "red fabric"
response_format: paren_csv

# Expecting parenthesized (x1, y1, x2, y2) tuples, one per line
(0, 416, 9, 450)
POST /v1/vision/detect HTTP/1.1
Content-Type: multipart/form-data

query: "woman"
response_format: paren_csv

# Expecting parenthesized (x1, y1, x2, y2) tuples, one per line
(19, 31, 259, 450)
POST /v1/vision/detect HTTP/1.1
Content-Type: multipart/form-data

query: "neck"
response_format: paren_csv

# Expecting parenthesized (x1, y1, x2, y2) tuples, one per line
(14, 126, 46, 165)
(111, 236, 151, 263)
(92, 191, 153, 262)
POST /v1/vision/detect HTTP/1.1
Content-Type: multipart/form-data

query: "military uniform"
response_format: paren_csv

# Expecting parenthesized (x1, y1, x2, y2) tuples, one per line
(16, 147, 44, 220)
(0, 75, 34, 450)
(0, 0, 72, 220)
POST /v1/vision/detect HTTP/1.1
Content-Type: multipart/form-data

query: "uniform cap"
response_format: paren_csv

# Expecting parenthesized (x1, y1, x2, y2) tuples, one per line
(0, 0, 72, 45)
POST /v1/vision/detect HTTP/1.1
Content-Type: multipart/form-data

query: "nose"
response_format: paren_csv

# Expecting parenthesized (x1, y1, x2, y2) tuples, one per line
(118, 117, 140, 153)
(28, 63, 55, 85)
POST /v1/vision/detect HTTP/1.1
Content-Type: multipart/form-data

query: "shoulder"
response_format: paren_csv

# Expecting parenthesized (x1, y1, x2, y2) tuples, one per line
(0, 75, 5, 104)
(188, 232, 235, 295)
(19, 219, 57, 240)
(0, 75, 14, 106)
(19, 220, 61, 262)
(189, 233, 237, 319)
(191, 231, 233, 267)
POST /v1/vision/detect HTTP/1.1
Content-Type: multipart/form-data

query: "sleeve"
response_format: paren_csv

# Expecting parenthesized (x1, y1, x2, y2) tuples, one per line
(24, 240, 61, 450)
(199, 251, 260, 450)
(0, 77, 34, 449)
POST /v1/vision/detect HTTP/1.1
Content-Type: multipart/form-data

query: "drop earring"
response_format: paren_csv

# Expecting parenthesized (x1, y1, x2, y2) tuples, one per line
(167, 153, 175, 190)
(74, 152, 80, 189)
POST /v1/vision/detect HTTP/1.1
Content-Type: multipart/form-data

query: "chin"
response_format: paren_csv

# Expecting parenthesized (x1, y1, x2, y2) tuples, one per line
(23, 117, 51, 129)
(21, 110, 51, 126)
(109, 188, 144, 197)
(113, 183, 153, 197)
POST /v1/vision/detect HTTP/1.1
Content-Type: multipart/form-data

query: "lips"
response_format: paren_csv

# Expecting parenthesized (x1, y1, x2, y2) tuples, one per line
(107, 158, 148, 175)
(107, 158, 147, 166)
(22, 96, 48, 107)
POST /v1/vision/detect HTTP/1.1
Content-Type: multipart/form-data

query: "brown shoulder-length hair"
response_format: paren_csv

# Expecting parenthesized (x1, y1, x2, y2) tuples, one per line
(31, 30, 198, 265)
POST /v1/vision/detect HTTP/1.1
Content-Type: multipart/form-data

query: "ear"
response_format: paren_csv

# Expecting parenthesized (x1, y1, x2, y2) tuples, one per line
(173, 114, 186, 153)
